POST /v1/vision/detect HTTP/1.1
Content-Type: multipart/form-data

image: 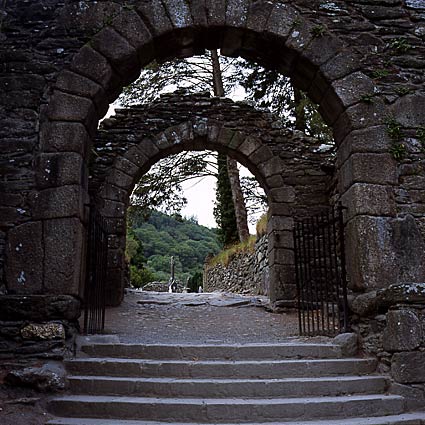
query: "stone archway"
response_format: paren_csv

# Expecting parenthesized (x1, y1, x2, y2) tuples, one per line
(4, 0, 425, 306)
(90, 92, 336, 306)
(98, 118, 290, 304)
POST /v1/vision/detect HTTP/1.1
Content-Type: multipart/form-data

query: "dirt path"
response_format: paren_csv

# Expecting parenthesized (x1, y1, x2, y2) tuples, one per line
(104, 290, 301, 343)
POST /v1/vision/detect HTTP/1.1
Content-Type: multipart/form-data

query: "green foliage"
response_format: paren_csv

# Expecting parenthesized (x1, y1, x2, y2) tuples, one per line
(187, 271, 203, 293)
(126, 229, 157, 287)
(129, 210, 221, 283)
(395, 86, 411, 96)
(360, 93, 375, 104)
(311, 25, 326, 38)
(372, 69, 391, 80)
(417, 127, 425, 153)
(256, 214, 268, 238)
(390, 37, 412, 53)
(389, 143, 407, 161)
(416, 127, 425, 144)
(385, 116, 403, 141)
(240, 66, 333, 143)
(208, 236, 256, 268)
(130, 152, 217, 220)
(130, 265, 156, 289)
(213, 154, 239, 247)
(385, 117, 406, 161)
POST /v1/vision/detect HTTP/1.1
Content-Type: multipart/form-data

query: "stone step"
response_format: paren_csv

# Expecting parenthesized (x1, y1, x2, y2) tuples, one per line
(79, 342, 343, 360)
(65, 357, 377, 379)
(48, 394, 405, 422)
(46, 412, 425, 425)
(68, 375, 388, 398)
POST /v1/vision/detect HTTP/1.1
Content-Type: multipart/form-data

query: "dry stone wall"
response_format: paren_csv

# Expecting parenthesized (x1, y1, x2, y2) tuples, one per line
(0, 295, 80, 360)
(204, 235, 269, 295)
(350, 283, 425, 408)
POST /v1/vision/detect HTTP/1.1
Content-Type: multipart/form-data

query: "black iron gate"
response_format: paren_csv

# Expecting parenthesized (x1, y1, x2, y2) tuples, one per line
(294, 204, 349, 336)
(83, 207, 108, 334)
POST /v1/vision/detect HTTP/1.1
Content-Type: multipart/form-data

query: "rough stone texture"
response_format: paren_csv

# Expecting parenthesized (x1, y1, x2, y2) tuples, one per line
(350, 291, 378, 317)
(0, 295, 81, 321)
(20, 323, 66, 341)
(204, 235, 269, 296)
(346, 215, 425, 291)
(1, 2, 425, 399)
(351, 283, 425, 404)
(333, 333, 359, 357)
(5, 361, 67, 392)
(0, 295, 80, 360)
(383, 309, 422, 352)
(392, 351, 425, 384)
(5, 222, 44, 294)
(43, 218, 85, 296)
(378, 282, 425, 306)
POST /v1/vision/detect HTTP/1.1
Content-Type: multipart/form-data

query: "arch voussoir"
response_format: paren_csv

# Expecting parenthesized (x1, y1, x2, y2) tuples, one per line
(136, 1, 173, 37)
(204, 0, 226, 27)
(123, 146, 150, 169)
(46, 90, 97, 130)
(114, 157, 140, 179)
(69, 45, 118, 94)
(162, 0, 193, 28)
(238, 136, 262, 158)
(90, 27, 140, 86)
(265, 2, 300, 40)
(110, 9, 154, 66)
(105, 168, 134, 192)
(225, 0, 250, 28)
(246, 0, 275, 33)
(40, 121, 90, 156)
(55, 70, 109, 118)
(332, 71, 375, 110)
(333, 98, 387, 145)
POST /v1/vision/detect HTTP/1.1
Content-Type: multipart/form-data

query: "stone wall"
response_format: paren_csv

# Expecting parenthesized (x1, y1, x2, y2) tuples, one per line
(0, 296, 80, 360)
(350, 283, 425, 408)
(204, 235, 269, 296)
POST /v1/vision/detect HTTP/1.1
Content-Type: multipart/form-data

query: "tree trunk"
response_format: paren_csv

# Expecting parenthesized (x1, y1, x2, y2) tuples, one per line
(211, 49, 250, 242)
(211, 49, 225, 97)
(227, 157, 250, 241)
(293, 83, 307, 132)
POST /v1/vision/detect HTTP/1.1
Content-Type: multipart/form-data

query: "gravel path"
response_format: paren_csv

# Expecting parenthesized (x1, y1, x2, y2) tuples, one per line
(104, 290, 302, 344)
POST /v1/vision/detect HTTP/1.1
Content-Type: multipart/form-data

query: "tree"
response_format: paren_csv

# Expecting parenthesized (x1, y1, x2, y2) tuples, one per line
(239, 65, 333, 143)
(213, 154, 239, 246)
(121, 50, 251, 242)
(121, 52, 333, 229)
(129, 151, 217, 220)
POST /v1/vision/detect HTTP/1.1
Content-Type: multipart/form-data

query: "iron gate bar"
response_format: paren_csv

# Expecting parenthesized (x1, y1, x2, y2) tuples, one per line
(83, 207, 108, 334)
(294, 204, 349, 337)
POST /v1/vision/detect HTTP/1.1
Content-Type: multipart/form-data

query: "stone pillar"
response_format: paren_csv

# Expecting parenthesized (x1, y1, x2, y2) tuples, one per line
(267, 212, 295, 305)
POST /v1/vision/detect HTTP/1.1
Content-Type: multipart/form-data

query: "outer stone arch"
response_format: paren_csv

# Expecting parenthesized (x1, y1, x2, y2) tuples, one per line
(21, 0, 420, 304)
(96, 117, 295, 305)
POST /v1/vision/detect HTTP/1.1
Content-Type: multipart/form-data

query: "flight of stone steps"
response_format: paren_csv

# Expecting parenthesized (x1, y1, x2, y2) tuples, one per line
(47, 340, 425, 425)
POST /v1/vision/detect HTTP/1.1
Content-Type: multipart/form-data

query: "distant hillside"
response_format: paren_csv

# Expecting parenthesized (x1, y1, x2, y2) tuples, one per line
(129, 211, 222, 283)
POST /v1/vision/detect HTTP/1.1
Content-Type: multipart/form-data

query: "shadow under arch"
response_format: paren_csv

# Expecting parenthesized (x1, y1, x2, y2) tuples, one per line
(32, 0, 398, 303)
(96, 117, 295, 306)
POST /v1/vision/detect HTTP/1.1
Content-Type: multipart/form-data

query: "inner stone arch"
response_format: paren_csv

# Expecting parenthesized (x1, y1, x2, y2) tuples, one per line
(90, 92, 335, 306)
